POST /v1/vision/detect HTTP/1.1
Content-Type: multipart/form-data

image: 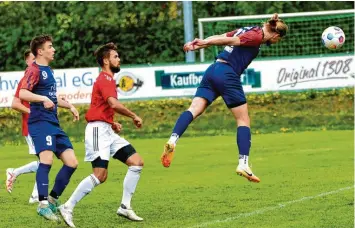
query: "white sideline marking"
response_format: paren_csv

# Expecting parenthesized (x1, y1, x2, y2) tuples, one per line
(188, 186, 354, 228)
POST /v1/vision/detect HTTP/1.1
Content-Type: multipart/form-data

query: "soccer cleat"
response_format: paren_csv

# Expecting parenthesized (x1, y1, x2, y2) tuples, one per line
(236, 165, 260, 183)
(29, 195, 39, 204)
(117, 204, 143, 221)
(5, 168, 16, 193)
(58, 205, 76, 228)
(48, 196, 60, 213)
(161, 143, 175, 168)
(37, 203, 60, 222)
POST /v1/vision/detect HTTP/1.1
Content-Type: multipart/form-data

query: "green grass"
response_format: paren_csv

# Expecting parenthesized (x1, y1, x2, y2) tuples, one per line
(0, 130, 353, 228)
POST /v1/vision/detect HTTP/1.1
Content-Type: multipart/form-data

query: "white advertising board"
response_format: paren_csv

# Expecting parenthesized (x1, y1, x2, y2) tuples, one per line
(0, 55, 353, 107)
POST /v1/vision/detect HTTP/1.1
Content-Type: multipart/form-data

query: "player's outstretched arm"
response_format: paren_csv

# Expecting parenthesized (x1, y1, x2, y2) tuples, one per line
(11, 97, 30, 114)
(193, 36, 241, 48)
(183, 33, 239, 52)
(19, 89, 54, 109)
(107, 97, 142, 128)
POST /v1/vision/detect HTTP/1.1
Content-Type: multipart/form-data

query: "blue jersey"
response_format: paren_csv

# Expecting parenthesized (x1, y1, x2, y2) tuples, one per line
(216, 26, 263, 76)
(20, 62, 58, 124)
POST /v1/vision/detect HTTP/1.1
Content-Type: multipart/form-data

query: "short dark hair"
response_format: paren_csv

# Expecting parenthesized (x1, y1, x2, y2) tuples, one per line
(24, 49, 32, 61)
(30, 34, 53, 57)
(94, 42, 118, 67)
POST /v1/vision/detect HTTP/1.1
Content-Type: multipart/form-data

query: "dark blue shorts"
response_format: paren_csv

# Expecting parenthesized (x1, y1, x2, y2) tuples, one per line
(28, 121, 73, 158)
(195, 62, 246, 108)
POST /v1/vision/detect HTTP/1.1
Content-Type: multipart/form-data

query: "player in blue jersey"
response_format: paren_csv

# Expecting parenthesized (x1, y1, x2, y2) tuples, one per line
(19, 34, 80, 222)
(161, 14, 288, 183)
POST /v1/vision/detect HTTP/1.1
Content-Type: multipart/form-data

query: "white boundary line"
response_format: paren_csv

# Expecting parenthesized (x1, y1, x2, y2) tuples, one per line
(188, 186, 354, 228)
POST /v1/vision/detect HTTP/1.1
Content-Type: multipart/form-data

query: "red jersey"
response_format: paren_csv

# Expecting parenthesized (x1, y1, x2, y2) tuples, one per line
(85, 71, 117, 124)
(14, 77, 30, 136)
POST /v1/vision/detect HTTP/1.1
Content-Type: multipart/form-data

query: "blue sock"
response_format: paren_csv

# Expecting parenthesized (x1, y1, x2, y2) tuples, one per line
(171, 111, 194, 139)
(36, 163, 52, 201)
(50, 165, 76, 199)
(237, 126, 251, 157)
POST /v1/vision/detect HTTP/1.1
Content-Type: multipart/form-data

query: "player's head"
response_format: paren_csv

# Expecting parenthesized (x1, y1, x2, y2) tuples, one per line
(30, 34, 55, 62)
(263, 14, 288, 44)
(94, 42, 121, 74)
(24, 49, 35, 67)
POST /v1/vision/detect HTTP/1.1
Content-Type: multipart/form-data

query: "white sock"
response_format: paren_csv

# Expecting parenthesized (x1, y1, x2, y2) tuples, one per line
(65, 174, 100, 211)
(239, 155, 249, 166)
(13, 161, 39, 177)
(168, 133, 179, 145)
(31, 182, 38, 198)
(40, 200, 49, 205)
(121, 166, 142, 209)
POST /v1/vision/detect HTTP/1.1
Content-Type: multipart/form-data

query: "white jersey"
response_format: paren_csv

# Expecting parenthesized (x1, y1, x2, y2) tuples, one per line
(25, 135, 36, 155)
(84, 121, 130, 162)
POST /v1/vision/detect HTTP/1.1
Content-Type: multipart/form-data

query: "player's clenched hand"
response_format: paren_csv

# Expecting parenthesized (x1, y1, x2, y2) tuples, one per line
(132, 115, 142, 128)
(43, 97, 55, 110)
(70, 106, 80, 122)
(183, 41, 197, 52)
(112, 122, 122, 133)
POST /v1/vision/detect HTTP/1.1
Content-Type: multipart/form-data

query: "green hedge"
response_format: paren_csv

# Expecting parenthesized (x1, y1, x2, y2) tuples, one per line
(0, 88, 353, 145)
(1, 1, 354, 71)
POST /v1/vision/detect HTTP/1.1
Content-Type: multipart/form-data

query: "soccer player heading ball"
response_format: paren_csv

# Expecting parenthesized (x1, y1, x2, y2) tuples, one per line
(161, 13, 288, 183)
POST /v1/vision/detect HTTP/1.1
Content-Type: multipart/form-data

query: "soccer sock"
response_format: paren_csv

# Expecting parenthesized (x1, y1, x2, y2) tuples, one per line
(50, 165, 76, 199)
(31, 181, 38, 198)
(36, 163, 51, 201)
(237, 126, 251, 166)
(65, 174, 101, 211)
(168, 111, 194, 144)
(121, 166, 142, 209)
(13, 161, 39, 177)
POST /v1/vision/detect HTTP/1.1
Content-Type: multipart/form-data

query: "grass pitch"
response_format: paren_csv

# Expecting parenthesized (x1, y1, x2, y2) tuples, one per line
(0, 130, 353, 228)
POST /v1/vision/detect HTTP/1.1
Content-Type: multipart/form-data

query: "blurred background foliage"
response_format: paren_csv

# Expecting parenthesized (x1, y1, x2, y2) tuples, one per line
(0, 1, 353, 71)
(1, 88, 353, 144)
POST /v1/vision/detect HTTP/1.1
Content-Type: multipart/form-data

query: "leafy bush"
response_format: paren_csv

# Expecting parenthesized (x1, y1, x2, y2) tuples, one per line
(1, 88, 353, 145)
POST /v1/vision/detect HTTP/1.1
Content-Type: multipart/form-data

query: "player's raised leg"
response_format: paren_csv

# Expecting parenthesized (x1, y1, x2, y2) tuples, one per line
(162, 97, 209, 167)
(231, 103, 260, 183)
(113, 146, 144, 221)
(5, 161, 38, 194)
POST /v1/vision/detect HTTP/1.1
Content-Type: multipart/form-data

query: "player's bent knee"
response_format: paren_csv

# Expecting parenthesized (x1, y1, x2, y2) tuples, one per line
(67, 159, 79, 169)
(60, 149, 79, 168)
(125, 153, 144, 166)
(113, 144, 137, 164)
(131, 157, 144, 167)
(236, 115, 250, 127)
(39, 150, 54, 165)
(92, 167, 108, 183)
(97, 173, 107, 183)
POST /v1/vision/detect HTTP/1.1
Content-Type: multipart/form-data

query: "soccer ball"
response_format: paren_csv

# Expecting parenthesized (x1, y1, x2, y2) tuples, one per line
(321, 26, 345, 50)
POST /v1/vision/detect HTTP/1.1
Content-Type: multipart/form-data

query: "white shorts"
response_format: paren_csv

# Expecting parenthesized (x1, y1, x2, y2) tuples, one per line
(84, 121, 130, 162)
(25, 135, 36, 155)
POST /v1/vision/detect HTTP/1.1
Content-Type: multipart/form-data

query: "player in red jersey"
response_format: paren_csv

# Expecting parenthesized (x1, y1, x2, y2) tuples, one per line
(6, 49, 39, 203)
(59, 43, 144, 227)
